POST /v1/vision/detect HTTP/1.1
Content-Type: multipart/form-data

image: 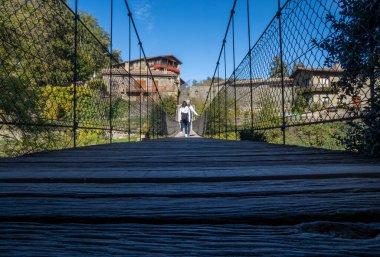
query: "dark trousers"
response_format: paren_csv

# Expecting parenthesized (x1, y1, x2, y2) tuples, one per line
(181, 120, 190, 135)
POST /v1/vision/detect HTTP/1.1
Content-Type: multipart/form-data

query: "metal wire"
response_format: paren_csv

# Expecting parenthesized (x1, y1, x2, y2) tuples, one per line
(0, 0, 175, 157)
(194, 0, 376, 146)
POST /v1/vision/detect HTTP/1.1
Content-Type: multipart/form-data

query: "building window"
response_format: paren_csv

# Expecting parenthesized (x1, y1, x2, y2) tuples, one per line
(303, 78, 310, 87)
(147, 79, 159, 88)
(319, 77, 330, 87)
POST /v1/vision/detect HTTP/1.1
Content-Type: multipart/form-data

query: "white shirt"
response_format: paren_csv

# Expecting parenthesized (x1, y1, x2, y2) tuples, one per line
(178, 106, 190, 122)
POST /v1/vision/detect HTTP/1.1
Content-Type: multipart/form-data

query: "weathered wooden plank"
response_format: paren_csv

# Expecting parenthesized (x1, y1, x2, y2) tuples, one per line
(1, 191, 380, 224)
(0, 165, 379, 184)
(0, 223, 379, 256)
(1, 177, 379, 196)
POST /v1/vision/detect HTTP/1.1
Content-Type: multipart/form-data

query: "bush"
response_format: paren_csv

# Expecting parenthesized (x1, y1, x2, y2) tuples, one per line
(239, 129, 266, 142)
(86, 79, 107, 94)
(0, 76, 43, 128)
(243, 123, 348, 151)
(111, 97, 129, 120)
(291, 95, 308, 114)
(161, 97, 177, 118)
(309, 102, 323, 113)
(343, 115, 380, 156)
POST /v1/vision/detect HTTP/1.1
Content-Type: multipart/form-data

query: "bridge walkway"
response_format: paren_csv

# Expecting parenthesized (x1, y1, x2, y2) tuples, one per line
(0, 138, 380, 256)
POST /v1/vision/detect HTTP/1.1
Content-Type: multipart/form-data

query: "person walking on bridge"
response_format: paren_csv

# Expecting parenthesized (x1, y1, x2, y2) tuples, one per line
(186, 99, 199, 135)
(178, 101, 191, 137)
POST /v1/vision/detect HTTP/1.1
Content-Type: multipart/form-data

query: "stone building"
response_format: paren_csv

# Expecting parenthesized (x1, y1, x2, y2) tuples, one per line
(229, 65, 369, 119)
(290, 66, 344, 108)
(197, 64, 366, 113)
(102, 55, 185, 102)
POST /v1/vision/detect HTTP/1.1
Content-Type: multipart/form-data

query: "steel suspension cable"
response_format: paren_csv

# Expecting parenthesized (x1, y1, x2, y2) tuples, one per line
(200, 0, 237, 116)
(123, 0, 164, 105)
(246, 0, 254, 134)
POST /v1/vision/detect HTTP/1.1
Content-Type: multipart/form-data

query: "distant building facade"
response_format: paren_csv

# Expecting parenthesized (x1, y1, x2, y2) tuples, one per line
(290, 66, 344, 108)
(102, 55, 185, 102)
(204, 64, 368, 115)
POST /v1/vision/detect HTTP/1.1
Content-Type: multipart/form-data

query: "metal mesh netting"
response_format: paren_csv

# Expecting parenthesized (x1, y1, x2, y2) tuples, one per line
(0, 0, 175, 157)
(194, 0, 377, 148)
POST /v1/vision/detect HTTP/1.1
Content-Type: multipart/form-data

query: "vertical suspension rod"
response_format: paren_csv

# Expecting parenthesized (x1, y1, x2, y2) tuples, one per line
(277, 0, 286, 145)
(109, 0, 113, 144)
(73, 0, 78, 147)
(217, 64, 221, 138)
(232, 15, 237, 140)
(139, 48, 142, 141)
(223, 43, 228, 139)
(128, 14, 131, 142)
(247, 0, 254, 133)
(146, 56, 149, 138)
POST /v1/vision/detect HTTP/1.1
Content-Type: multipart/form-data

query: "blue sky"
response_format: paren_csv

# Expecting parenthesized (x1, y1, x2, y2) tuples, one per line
(69, 0, 283, 83)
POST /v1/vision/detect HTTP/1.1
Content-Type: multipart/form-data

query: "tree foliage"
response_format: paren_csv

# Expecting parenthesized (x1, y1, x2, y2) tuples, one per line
(269, 55, 289, 78)
(0, 0, 74, 85)
(160, 97, 177, 118)
(291, 95, 308, 115)
(316, 0, 380, 155)
(0, 0, 124, 156)
(317, 0, 379, 96)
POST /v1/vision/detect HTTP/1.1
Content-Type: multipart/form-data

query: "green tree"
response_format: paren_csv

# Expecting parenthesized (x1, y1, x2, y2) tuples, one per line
(161, 97, 177, 118)
(79, 12, 110, 46)
(0, 0, 119, 156)
(269, 55, 289, 78)
(112, 50, 123, 63)
(110, 98, 129, 121)
(316, 0, 380, 155)
(0, 0, 74, 85)
(77, 12, 111, 80)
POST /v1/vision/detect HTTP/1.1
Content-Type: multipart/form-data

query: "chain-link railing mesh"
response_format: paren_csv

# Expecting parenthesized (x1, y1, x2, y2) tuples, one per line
(0, 0, 175, 157)
(194, 0, 377, 150)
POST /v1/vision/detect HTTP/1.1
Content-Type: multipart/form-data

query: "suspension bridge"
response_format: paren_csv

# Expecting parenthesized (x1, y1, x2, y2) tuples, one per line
(1, 0, 379, 256)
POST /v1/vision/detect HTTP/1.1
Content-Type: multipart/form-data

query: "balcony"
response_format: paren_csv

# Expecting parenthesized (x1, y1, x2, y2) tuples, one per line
(295, 85, 339, 95)
(152, 64, 180, 75)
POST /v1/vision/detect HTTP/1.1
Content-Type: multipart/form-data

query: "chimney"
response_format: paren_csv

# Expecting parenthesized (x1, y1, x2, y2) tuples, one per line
(334, 62, 341, 70)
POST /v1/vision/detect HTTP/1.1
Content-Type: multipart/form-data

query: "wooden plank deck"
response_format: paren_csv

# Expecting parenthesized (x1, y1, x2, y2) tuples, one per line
(0, 138, 380, 256)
